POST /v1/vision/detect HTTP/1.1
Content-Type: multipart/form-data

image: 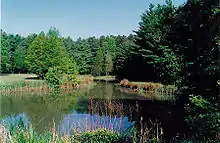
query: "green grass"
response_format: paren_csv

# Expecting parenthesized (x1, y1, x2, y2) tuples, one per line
(0, 74, 95, 94)
(0, 74, 43, 85)
(0, 122, 161, 143)
(94, 75, 116, 80)
(0, 74, 47, 94)
(76, 75, 93, 81)
(130, 81, 157, 85)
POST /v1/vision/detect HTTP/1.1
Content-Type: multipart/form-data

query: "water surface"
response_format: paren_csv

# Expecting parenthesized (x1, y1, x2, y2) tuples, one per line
(0, 83, 181, 136)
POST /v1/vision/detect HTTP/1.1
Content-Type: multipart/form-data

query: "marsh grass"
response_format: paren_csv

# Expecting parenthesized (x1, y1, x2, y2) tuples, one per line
(119, 79, 177, 98)
(0, 74, 95, 95)
(94, 75, 116, 80)
(0, 81, 54, 95)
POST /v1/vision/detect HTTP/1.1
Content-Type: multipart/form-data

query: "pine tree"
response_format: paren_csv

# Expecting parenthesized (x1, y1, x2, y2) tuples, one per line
(26, 27, 77, 79)
(105, 51, 113, 76)
(169, 0, 220, 95)
(26, 32, 46, 78)
(0, 31, 11, 73)
(14, 46, 27, 73)
(133, 0, 180, 83)
(93, 47, 104, 76)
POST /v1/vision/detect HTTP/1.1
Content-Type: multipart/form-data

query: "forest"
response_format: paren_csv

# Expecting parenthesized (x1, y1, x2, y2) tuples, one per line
(1, 28, 135, 77)
(1, 0, 220, 142)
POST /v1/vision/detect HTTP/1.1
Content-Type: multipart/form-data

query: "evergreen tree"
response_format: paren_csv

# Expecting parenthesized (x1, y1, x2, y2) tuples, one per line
(105, 37, 117, 60)
(26, 32, 46, 78)
(0, 31, 11, 73)
(93, 47, 104, 76)
(169, 0, 220, 97)
(133, 0, 180, 83)
(105, 51, 113, 76)
(8, 34, 23, 72)
(26, 27, 77, 79)
(114, 34, 135, 73)
(14, 47, 27, 73)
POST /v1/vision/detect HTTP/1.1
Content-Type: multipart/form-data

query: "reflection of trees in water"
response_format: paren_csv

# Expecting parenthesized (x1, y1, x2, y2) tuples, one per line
(88, 98, 126, 133)
(86, 98, 186, 142)
(128, 100, 186, 142)
(0, 91, 85, 133)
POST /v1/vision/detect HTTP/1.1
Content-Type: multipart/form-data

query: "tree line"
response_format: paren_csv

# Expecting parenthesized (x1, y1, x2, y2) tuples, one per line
(1, 29, 135, 77)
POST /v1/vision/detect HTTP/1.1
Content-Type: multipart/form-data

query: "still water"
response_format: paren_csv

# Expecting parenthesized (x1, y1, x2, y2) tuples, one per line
(0, 83, 182, 137)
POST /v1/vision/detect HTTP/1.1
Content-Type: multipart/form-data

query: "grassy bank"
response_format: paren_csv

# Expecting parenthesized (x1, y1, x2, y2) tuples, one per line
(94, 75, 116, 80)
(0, 125, 121, 143)
(0, 74, 95, 95)
(119, 79, 177, 96)
(0, 120, 201, 143)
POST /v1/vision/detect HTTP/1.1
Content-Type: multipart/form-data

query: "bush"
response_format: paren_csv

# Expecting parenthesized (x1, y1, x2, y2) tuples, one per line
(79, 129, 120, 143)
(45, 59, 78, 88)
(185, 95, 220, 142)
(45, 66, 63, 88)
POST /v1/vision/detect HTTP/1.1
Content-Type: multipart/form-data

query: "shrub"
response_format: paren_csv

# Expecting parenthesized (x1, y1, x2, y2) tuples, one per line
(45, 66, 63, 88)
(185, 95, 220, 142)
(79, 129, 120, 143)
(45, 59, 78, 88)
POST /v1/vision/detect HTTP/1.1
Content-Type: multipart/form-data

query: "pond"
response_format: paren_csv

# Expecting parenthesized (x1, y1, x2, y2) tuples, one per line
(0, 83, 185, 140)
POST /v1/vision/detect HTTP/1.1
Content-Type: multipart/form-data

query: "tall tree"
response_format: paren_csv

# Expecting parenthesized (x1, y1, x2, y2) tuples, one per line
(103, 37, 117, 60)
(26, 27, 75, 79)
(105, 51, 113, 76)
(114, 34, 135, 74)
(87, 36, 99, 63)
(127, 0, 178, 82)
(0, 30, 11, 73)
(13, 34, 37, 73)
(8, 34, 23, 72)
(93, 47, 104, 76)
(73, 38, 93, 74)
(14, 47, 27, 73)
(169, 0, 220, 97)
(26, 32, 46, 78)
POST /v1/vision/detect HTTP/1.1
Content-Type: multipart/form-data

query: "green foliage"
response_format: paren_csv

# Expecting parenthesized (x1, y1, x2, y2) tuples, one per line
(169, 0, 220, 90)
(64, 37, 94, 75)
(26, 32, 46, 78)
(114, 34, 134, 73)
(45, 66, 63, 88)
(105, 51, 113, 76)
(25, 27, 78, 87)
(44, 56, 78, 88)
(79, 129, 120, 143)
(14, 47, 27, 73)
(185, 95, 220, 142)
(133, 0, 180, 84)
(103, 37, 117, 59)
(1, 31, 11, 73)
(131, 0, 220, 141)
(2, 28, 134, 76)
(0, 30, 37, 73)
(93, 47, 104, 76)
(62, 58, 79, 85)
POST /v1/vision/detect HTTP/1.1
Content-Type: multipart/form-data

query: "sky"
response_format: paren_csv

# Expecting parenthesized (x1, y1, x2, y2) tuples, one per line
(1, 0, 186, 40)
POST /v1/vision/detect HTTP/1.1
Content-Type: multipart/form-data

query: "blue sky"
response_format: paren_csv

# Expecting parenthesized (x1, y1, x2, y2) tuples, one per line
(1, 0, 186, 40)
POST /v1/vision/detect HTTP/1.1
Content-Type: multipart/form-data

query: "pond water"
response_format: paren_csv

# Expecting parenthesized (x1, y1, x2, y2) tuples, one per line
(0, 83, 184, 139)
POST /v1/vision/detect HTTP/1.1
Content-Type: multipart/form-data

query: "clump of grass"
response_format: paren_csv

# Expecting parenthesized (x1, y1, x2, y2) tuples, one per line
(0, 81, 54, 95)
(93, 75, 116, 80)
(119, 79, 177, 97)
(0, 75, 95, 95)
